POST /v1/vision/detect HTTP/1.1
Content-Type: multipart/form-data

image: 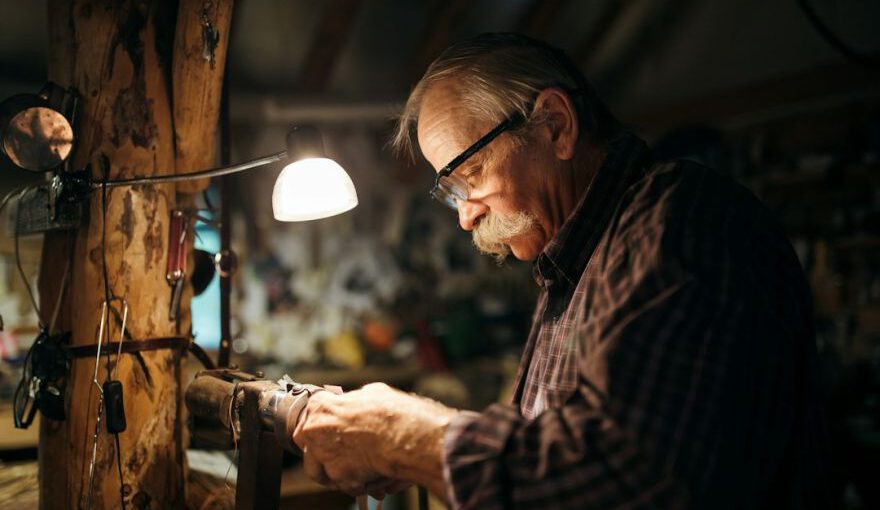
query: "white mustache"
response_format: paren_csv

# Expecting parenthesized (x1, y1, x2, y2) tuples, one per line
(472, 210, 537, 263)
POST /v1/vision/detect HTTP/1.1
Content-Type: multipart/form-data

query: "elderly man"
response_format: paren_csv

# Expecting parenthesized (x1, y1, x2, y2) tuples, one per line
(293, 33, 829, 509)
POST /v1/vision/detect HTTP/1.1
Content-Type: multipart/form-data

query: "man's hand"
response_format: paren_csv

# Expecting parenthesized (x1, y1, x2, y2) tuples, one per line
(292, 382, 458, 499)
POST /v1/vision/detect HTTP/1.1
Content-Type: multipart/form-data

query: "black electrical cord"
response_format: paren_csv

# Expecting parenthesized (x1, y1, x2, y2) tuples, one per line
(13, 187, 43, 327)
(202, 188, 215, 212)
(10, 203, 73, 431)
(100, 180, 127, 510)
(12, 337, 36, 428)
(100, 176, 117, 322)
(0, 185, 33, 331)
(796, 0, 880, 69)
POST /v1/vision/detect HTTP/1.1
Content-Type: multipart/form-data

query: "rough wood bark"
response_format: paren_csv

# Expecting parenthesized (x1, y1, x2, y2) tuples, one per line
(173, 0, 234, 194)
(37, 1, 233, 508)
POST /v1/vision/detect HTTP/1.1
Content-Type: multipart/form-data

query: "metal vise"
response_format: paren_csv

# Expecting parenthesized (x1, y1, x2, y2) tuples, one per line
(185, 368, 340, 510)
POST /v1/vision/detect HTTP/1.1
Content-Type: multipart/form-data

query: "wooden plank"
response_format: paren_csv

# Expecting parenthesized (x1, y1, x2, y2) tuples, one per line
(515, 0, 570, 39)
(172, 0, 235, 193)
(627, 61, 880, 131)
(411, 0, 470, 80)
(297, 0, 362, 94)
(572, 0, 625, 65)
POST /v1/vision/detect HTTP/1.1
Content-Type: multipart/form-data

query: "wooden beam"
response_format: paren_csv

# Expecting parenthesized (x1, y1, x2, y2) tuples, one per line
(626, 61, 880, 132)
(38, 1, 233, 508)
(297, 0, 362, 94)
(411, 0, 470, 80)
(572, 0, 625, 65)
(587, 0, 696, 102)
(514, 0, 570, 40)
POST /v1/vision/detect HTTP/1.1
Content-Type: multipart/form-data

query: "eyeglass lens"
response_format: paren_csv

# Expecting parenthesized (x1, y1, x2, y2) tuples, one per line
(432, 172, 468, 210)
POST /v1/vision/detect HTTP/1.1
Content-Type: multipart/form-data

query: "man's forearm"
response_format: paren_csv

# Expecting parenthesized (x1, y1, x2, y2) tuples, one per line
(383, 397, 458, 499)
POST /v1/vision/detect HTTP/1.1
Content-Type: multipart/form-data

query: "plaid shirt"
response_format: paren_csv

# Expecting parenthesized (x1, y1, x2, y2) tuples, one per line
(442, 134, 829, 509)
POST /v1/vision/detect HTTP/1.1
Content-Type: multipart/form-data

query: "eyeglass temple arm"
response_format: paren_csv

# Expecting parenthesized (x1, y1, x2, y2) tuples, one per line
(437, 113, 525, 178)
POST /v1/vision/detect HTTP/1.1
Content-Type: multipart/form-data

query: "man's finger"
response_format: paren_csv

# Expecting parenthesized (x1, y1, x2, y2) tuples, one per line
(302, 447, 330, 485)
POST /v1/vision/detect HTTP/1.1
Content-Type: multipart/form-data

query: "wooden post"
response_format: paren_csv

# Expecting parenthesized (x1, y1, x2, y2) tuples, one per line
(37, 1, 233, 508)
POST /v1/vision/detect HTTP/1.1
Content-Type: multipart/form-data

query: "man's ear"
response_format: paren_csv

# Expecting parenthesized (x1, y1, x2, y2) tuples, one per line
(533, 87, 579, 160)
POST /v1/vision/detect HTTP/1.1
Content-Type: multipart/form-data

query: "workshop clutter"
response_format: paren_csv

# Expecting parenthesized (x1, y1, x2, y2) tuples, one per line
(233, 223, 534, 376)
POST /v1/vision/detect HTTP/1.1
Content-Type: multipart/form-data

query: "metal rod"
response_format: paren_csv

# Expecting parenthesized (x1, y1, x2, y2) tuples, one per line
(218, 71, 233, 369)
(86, 301, 109, 510)
(94, 151, 288, 188)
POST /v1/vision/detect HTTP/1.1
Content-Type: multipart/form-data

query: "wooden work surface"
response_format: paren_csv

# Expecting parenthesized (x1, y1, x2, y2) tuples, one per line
(0, 458, 439, 509)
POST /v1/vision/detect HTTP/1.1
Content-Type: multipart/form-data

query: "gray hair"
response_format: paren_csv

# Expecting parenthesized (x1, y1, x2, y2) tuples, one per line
(391, 33, 621, 161)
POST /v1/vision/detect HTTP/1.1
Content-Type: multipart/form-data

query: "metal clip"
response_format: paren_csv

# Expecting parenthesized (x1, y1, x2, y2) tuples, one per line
(112, 300, 129, 379)
(86, 298, 129, 509)
(86, 301, 109, 508)
(105, 300, 129, 434)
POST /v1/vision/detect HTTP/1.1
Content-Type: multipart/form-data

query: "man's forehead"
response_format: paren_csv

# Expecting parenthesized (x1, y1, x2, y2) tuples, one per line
(417, 85, 468, 137)
(417, 99, 461, 164)
(416, 83, 487, 169)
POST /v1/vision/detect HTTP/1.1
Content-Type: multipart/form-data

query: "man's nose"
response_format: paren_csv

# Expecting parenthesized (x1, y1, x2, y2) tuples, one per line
(457, 199, 488, 231)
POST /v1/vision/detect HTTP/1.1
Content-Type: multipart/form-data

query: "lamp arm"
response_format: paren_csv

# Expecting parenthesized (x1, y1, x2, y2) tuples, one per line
(93, 150, 288, 188)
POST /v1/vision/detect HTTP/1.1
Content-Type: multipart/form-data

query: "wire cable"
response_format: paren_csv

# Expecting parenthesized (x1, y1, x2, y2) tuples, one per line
(0, 185, 26, 215)
(796, 0, 880, 69)
(10, 190, 71, 430)
(48, 232, 74, 333)
(14, 187, 43, 326)
(100, 181, 128, 510)
(0, 185, 33, 330)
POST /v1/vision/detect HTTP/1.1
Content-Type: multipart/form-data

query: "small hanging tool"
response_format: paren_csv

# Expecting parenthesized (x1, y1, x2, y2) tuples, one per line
(86, 299, 130, 508)
(104, 300, 128, 434)
(201, 0, 220, 69)
(167, 210, 188, 322)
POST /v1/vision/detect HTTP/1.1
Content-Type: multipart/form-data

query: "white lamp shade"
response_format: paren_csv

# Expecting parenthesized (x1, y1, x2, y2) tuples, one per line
(272, 157, 358, 221)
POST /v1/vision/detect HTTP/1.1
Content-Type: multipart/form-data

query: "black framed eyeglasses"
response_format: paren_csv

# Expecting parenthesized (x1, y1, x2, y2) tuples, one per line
(430, 112, 526, 210)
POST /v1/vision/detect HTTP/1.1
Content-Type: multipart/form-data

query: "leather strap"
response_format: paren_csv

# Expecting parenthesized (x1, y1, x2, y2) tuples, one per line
(66, 336, 190, 359)
(188, 341, 217, 370)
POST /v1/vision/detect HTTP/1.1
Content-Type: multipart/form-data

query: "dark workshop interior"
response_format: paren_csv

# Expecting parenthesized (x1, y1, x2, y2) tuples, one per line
(0, 1, 879, 509)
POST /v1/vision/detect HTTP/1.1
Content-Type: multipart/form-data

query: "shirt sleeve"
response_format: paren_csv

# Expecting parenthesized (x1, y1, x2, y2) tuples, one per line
(442, 167, 806, 509)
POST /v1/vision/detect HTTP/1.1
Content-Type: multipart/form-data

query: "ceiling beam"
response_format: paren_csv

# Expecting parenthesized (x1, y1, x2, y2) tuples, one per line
(411, 0, 470, 80)
(626, 61, 880, 132)
(515, 0, 571, 39)
(296, 0, 362, 94)
(572, 0, 625, 65)
(585, 0, 696, 104)
(230, 93, 403, 125)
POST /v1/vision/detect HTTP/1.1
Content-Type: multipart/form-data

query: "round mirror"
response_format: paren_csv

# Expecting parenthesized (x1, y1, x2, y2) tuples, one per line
(2, 106, 73, 172)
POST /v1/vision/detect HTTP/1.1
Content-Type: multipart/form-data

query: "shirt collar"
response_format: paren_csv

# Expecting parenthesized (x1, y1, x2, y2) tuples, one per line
(533, 133, 651, 289)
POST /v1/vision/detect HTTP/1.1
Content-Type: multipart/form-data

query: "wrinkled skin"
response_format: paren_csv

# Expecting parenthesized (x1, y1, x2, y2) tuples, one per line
(293, 81, 600, 502)
(293, 383, 456, 498)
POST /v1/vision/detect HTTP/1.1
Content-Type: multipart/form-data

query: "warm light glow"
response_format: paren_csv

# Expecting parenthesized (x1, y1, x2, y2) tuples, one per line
(272, 157, 358, 221)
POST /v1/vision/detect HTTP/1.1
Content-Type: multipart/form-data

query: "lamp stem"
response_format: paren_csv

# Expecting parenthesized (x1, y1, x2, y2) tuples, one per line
(94, 150, 288, 188)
